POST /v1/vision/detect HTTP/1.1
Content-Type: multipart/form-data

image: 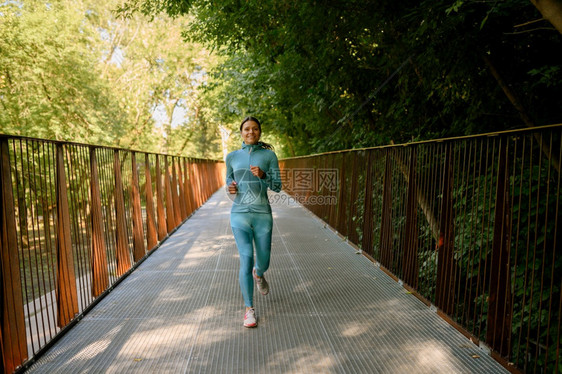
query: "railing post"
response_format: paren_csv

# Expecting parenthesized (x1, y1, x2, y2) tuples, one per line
(1, 138, 28, 373)
(144, 154, 158, 250)
(113, 150, 131, 276)
(90, 147, 109, 297)
(436, 144, 455, 315)
(131, 152, 145, 261)
(379, 149, 394, 269)
(402, 148, 419, 288)
(155, 155, 167, 240)
(486, 138, 512, 356)
(55, 144, 79, 327)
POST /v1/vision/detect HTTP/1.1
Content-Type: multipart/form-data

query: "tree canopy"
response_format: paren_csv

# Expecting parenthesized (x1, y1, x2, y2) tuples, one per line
(2, 1, 561, 158)
(1, 0, 222, 158)
(121, 0, 562, 157)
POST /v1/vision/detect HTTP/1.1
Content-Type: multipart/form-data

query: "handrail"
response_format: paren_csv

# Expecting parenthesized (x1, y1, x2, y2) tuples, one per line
(280, 123, 562, 159)
(0, 135, 225, 373)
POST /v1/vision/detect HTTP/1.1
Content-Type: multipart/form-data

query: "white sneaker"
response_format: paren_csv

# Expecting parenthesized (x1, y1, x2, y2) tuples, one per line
(244, 308, 257, 328)
(253, 268, 269, 295)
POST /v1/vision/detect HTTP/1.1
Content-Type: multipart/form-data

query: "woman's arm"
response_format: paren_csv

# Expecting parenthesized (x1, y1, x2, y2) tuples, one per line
(226, 153, 234, 185)
(261, 152, 282, 193)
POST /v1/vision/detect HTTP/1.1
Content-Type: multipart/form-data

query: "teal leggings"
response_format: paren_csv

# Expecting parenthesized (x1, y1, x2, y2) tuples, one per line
(230, 212, 273, 307)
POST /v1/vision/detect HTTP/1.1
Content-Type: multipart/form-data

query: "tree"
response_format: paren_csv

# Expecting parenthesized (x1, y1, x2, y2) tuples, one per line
(1, 0, 223, 158)
(120, 0, 562, 157)
(0, 0, 127, 144)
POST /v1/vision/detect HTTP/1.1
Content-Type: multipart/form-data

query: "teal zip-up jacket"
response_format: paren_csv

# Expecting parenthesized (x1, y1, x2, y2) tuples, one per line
(226, 142, 282, 213)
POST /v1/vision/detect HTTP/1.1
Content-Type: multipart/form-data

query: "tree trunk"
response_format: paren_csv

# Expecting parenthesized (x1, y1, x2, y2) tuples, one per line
(530, 0, 562, 34)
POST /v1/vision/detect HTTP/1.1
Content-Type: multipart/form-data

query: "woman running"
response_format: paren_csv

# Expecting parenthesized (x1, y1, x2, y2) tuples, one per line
(226, 116, 282, 327)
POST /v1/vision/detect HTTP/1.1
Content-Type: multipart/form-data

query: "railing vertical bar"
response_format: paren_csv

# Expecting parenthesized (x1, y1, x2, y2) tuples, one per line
(104, 149, 118, 284)
(69, 146, 83, 310)
(15, 140, 36, 351)
(155, 155, 167, 240)
(362, 150, 374, 255)
(451, 141, 466, 318)
(532, 132, 553, 372)
(328, 154, 337, 230)
(515, 135, 532, 368)
(417, 145, 431, 298)
(190, 160, 197, 209)
(131, 152, 145, 262)
(347, 152, 359, 243)
(477, 139, 495, 337)
(470, 139, 484, 337)
(335, 154, 346, 234)
(459, 141, 474, 328)
(200, 160, 205, 203)
(506, 135, 520, 363)
(454, 141, 469, 324)
(89, 147, 109, 298)
(177, 158, 187, 221)
(524, 133, 543, 370)
(164, 156, 175, 233)
(379, 149, 393, 269)
(487, 137, 512, 356)
(113, 150, 131, 277)
(545, 132, 561, 372)
(76, 145, 92, 308)
(186, 159, 195, 214)
(97, 149, 110, 283)
(430, 143, 444, 304)
(183, 159, 192, 217)
(449, 142, 461, 315)
(22, 140, 42, 347)
(45, 142, 59, 338)
(144, 154, 158, 251)
(55, 143, 79, 328)
(403, 148, 418, 288)
(171, 157, 181, 226)
(191, 159, 199, 212)
(120, 152, 134, 261)
(40, 142, 57, 341)
(29, 140, 52, 346)
(1, 136, 29, 372)
(436, 143, 455, 315)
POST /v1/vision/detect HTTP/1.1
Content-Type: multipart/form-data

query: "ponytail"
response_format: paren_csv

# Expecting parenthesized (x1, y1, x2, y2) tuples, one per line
(259, 141, 274, 151)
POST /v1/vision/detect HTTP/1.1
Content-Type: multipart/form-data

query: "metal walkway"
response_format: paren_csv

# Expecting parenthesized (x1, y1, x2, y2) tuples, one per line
(26, 191, 508, 373)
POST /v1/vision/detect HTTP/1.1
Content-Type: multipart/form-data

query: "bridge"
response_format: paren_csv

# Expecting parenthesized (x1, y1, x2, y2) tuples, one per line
(1, 125, 561, 373)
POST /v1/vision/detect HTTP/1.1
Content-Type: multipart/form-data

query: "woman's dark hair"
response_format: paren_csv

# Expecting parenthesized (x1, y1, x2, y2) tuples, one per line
(240, 116, 274, 151)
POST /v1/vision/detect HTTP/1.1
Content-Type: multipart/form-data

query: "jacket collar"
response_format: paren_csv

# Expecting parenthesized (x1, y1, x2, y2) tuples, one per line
(242, 142, 263, 152)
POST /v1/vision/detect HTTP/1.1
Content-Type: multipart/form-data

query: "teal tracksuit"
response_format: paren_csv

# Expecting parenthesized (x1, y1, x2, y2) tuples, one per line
(226, 142, 282, 307)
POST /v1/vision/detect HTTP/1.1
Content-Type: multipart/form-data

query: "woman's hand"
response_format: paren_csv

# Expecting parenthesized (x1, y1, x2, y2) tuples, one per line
(250, 165, 265, 179)
(228, 181, 238, 194)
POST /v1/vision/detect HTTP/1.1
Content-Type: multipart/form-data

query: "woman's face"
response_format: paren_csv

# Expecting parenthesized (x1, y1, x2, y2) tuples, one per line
(240, 120, 261, 145)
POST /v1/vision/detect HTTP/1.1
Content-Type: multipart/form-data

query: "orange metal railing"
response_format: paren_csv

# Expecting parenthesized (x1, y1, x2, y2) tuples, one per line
(280, 124, 561, 373)
(0, 135, 224, 373)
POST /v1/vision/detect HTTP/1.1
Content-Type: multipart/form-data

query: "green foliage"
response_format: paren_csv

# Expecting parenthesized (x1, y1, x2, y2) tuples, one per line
(122, 0, 561, 157)
(1, 0, 222, 158)
(0, 0, 126, 144)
